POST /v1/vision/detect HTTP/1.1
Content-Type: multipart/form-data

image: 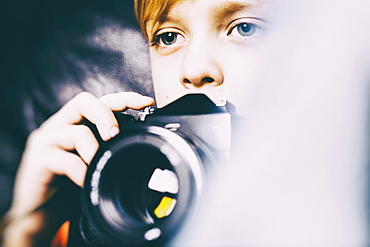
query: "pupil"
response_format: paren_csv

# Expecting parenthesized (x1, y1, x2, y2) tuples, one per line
(162, 32, 176, 45)
(238, 23, 255, 36)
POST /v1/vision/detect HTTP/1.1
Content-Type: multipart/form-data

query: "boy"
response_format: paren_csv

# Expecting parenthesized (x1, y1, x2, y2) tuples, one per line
(1, 0, 272, 245)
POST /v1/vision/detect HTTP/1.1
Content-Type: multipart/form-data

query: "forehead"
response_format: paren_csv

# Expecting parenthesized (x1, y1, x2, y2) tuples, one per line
(166, 0, 271, 18)
(148, 0, 272, 32)
(145, 0, 272, 38)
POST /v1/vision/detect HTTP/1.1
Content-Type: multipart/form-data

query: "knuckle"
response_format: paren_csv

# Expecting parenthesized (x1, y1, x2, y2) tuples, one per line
(76, 91, 93, 99)
(73, 92, 96, 105)
(75, 125, 94, 139)
(26, 128, 56, 151)
(127, 91, 141, 97)
(27, 128, 44, 145)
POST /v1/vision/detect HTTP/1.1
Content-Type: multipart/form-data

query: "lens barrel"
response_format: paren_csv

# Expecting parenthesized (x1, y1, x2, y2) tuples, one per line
(81, 126, 205, 246)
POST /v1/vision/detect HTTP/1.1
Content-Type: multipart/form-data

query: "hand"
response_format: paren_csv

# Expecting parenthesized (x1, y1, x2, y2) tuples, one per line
(2, 92, 154, 246)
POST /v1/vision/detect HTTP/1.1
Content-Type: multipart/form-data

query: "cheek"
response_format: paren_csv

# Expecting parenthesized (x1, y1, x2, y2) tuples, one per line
(150, 52, 186, 107)
(151, 53, 179, 89)
(221, 49, 265, 111)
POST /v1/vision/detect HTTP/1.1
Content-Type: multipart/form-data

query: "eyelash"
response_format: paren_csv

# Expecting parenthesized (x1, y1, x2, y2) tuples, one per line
(228, 23, 258, 37)
(150, 33, 164, 47)
(150, 32, 184, 47)
(227, 19, 265, 39)
(150, 19, 265, 47)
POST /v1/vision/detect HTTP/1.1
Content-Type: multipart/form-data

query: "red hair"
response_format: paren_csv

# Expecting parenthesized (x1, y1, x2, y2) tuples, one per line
(134, 0, 182, 39)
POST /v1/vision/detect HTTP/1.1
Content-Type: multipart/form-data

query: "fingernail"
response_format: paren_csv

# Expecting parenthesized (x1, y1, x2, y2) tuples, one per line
(110, 126, 119, 138)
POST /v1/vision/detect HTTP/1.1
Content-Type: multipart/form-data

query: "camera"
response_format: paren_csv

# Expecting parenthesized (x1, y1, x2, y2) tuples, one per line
(79, 94, 232, 246)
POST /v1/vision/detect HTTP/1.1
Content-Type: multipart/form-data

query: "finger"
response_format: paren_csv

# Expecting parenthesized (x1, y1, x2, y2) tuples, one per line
(29, 125, 99, 165)
(46, 149, 87, 187)
(12, 148, 87, 214)
(99, 92, 154, 110)
(22, 146, 88, 187)
(45, 92, 119, 141)
(44, 125, 100, 165)
(22, 139, 88, 188)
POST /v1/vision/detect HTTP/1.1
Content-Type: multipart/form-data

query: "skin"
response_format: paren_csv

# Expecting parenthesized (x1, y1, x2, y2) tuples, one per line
(3, 92, 154, 246)
(147, 0, 271, 113)
(3, 0, 271, 245)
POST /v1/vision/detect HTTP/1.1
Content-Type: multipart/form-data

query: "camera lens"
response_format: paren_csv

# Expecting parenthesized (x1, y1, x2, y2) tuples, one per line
(83, 127, 204, 246)
(101, 143, 178, 227)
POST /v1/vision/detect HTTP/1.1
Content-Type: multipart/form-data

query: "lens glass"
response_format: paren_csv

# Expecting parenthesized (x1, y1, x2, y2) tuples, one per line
(100, 143, 179, 229)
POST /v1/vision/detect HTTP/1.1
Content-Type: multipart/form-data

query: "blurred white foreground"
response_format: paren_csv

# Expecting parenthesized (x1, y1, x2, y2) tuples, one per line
(175, 0, 370, 246)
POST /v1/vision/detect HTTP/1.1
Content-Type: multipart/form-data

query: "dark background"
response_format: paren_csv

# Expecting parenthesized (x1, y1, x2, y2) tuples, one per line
(0, 0, 154, 217)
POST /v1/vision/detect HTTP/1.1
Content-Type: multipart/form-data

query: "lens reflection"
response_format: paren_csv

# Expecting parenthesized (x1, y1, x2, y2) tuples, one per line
(101, 143, 179, 227)
(154, 196, 177, 218)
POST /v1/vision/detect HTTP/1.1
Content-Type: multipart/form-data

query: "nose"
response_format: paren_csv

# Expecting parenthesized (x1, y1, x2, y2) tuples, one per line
(179, 42, 223, 88)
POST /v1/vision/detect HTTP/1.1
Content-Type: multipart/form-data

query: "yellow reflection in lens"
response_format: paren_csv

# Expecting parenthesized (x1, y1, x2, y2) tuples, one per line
(154, 196, 177, 218)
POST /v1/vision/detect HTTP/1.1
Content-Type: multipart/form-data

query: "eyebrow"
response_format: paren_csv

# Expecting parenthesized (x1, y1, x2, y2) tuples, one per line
(211, 1, 254, 20)
(163, 1, 255, 24)
(148, 0, 263, 38)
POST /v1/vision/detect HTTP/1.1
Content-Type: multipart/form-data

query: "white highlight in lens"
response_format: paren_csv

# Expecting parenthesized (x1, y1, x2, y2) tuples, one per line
(164, 123, 181, 131)
(148, 169, 179, 194)
(90, 150, 112, 205)
(145, 227, 161, 241)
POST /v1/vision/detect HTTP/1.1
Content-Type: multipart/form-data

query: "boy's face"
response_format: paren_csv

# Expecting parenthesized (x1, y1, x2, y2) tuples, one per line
(147, 0, 271, 114)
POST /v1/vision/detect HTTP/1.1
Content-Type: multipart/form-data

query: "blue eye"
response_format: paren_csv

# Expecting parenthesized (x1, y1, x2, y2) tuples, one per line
(159, 32, 177, 45)
(228, 22, 261, 39)
(151, 32, 185, 47)
(237, 23, 257, 36)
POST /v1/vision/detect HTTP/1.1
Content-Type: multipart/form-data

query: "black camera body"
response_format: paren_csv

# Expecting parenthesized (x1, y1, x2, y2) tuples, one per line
(80, 94, 232, 246)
